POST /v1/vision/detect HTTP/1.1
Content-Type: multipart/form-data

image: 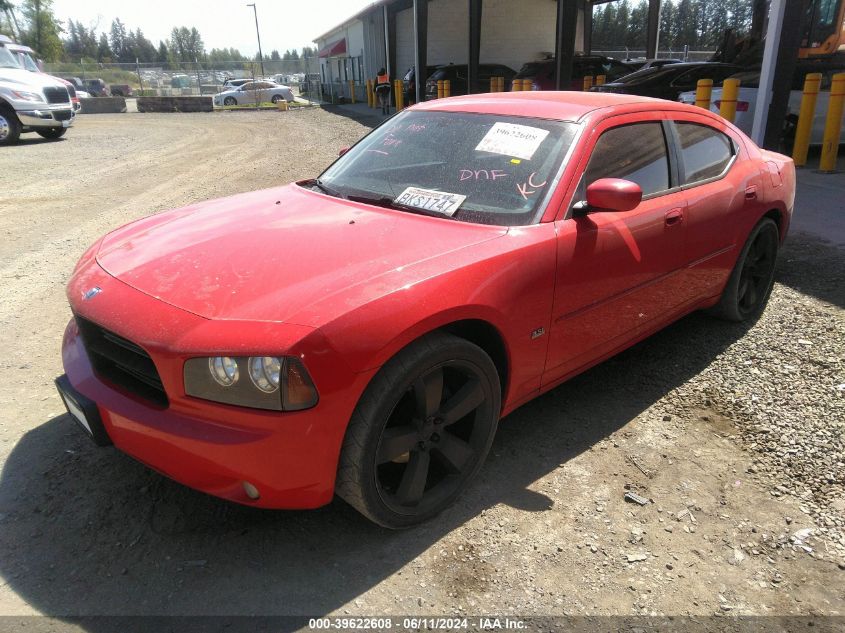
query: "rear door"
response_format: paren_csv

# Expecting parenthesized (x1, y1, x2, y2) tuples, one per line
(544, 114, 690, 385)
(667, 115, 763, 299)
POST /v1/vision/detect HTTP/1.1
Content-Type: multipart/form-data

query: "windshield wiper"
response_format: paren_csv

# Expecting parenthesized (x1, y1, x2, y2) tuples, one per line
(347, 194, 458, 219)
(309, 179, 345, 199)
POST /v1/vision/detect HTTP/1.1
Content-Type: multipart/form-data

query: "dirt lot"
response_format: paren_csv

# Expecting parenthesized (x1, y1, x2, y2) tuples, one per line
(0, 110, 842, 624)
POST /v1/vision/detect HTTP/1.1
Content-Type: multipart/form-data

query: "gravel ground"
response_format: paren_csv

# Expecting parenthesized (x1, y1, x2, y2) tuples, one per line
(0, 110, 842, 621)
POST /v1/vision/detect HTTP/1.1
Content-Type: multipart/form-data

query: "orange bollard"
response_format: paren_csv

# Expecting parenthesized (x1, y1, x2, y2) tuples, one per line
(583, 76, 593, 91)
(497, 76, 504, 92)
(595, 74, 606, 86)
(437, 79, 444, 99)
(443, 79, 451, 97)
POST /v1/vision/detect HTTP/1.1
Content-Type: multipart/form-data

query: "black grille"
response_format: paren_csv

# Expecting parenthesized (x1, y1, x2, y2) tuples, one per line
(76, 316, 168, 408)
(53, 110, 72, 121)
(43, 86, 69, 104)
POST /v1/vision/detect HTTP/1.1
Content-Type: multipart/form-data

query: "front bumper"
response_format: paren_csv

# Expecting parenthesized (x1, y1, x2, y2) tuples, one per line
(18, 105, 74, 128)
(60, 263, 376, 509)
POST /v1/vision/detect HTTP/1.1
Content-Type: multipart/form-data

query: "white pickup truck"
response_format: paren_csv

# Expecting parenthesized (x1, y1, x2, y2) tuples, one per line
(0, 35, 74, 145)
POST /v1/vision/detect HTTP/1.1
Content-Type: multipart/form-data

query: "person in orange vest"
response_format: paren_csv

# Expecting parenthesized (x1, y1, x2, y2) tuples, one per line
(374, 68, 391, 115)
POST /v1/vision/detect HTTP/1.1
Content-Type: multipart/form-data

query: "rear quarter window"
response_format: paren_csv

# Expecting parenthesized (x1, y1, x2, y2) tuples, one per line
(674, 122, 735, 185)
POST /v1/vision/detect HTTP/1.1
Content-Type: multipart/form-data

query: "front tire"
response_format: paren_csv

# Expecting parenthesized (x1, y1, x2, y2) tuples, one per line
(223, 97, 237, 106)
(336, 332, 501, 528)
(271, 94, 283, 103)
(0, 109, 21, 145)
(36, 127, 67, 140)
(709, 217, 779, 322)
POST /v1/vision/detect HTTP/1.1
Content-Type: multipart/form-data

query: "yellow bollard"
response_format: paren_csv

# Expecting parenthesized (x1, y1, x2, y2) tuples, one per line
(497, 76, 504, 92)
(583, 76, 593, 91)
(443, 79, 451, 98)
(595, 74, 606, 86)
(695, 78, 713, 110)
(511, 78, 521, 92)
(365, 79, 374, 108)
(792, 73, 823, 167)
(819, 72, 845, 172)
(522, 79, 533, 91)
(348, 80, 356, 104)
(393, 79, 404, 111)
(719, 78, 741, 123)
(437, 79, 444, 99)
(490, 76, 496, 93)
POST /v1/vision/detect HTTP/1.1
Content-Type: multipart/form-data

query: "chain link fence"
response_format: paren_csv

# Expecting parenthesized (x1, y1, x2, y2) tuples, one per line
(42, 59, 325, 101)
(592, 48, 716, 62)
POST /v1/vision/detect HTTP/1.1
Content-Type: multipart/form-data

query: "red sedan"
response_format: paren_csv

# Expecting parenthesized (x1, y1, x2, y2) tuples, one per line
(56, 92, 795, 528)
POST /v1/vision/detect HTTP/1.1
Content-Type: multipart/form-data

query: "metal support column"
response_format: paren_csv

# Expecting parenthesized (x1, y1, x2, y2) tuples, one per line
(555, 0, 578, 91)
(385, 4, 397, 80)
(751, 0, 807, 148)
(413, 0, 428, 102)
(646, 0, 661, 59)
(583, 1, 593, 55)
(468, 0, 483, 94)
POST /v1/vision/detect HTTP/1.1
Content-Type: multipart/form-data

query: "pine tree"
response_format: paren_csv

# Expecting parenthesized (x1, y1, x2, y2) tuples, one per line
(20, 0, 63, 61)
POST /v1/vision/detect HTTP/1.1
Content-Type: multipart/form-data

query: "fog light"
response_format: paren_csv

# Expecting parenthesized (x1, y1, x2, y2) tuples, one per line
(243, 481, 260, 500)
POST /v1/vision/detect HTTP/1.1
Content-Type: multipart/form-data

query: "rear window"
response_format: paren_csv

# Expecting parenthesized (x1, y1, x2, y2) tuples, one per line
(674, 122, 734, 184)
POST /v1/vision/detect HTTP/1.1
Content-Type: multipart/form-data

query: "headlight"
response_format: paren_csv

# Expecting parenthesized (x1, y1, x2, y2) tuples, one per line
(184, 356, 318, 411)
(10, 89, 44, 102)
(249, 356, 280, 393)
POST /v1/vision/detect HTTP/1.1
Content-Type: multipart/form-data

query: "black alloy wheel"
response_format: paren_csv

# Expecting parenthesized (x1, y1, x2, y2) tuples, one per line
(709, 218, 779, 322)
(336, 332, 500, 528)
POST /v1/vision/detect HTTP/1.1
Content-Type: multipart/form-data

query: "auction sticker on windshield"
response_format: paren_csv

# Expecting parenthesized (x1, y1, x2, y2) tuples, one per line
(475, 122, 550, 160)
(394, 187, 467, 216)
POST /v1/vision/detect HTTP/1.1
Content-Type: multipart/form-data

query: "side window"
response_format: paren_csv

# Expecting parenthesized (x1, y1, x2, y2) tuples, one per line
(584, 122, 670, 197)
(674, 122, 734, 184)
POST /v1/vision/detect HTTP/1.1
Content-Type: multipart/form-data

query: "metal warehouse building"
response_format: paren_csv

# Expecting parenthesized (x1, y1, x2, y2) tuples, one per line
(314, 0, 595, 102)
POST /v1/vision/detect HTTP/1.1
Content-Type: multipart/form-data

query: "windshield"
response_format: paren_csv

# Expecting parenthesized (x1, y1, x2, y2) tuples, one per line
(0, 47, 18, 69)
(316, 110, 578, 226)
(610, 65, 671, 84)
(20, 52, 39, 72)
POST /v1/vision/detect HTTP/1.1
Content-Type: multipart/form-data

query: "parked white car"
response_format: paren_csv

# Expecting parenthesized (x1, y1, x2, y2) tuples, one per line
(213, 81, 294, 106)
(678, 65, 845, 145)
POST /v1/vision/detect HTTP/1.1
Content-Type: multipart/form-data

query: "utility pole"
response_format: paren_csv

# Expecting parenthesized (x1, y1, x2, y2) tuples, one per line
(246, 3, 265, 78)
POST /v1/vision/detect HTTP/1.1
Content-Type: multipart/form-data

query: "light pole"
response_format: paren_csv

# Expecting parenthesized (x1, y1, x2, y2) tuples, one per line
(247, 3, 265, 78)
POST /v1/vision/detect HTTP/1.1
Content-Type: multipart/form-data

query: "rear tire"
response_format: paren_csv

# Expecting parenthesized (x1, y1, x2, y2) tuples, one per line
(271, 94, 282, 103)
(336, 332, 501, 528)
(36, 127, 67, 140)
(224, 97, 237, 106)
(709, 218, 779, 322)
(0, 108, 21, 145)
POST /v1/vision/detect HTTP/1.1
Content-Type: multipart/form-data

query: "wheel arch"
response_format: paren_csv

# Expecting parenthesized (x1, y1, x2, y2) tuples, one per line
(763, 207, 787, 242)
(350, 309, 513, 407)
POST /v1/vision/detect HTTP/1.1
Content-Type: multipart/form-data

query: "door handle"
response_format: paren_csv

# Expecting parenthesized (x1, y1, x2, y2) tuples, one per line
(664, 208, 684, 227)
(745, 185, 758, 200)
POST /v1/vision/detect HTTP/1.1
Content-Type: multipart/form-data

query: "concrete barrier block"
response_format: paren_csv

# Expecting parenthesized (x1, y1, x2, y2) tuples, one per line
(79, 97, 127, 114)
(136, 96, 214, 113)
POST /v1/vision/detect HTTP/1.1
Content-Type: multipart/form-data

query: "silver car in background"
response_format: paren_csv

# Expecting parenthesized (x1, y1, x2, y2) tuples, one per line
(213, 81, 295, 106)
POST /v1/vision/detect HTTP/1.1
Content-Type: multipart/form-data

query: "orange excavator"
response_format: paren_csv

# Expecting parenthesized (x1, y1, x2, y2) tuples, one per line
(800, 0, 845, 58)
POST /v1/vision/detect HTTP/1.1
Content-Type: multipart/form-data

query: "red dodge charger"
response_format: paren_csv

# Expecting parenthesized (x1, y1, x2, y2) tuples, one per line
(57, 92, 795, 528)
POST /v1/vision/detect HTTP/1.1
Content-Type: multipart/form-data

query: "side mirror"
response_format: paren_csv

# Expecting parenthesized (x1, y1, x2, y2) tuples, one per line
(585, 178, 642, 212)
(338, 147, 350, 157)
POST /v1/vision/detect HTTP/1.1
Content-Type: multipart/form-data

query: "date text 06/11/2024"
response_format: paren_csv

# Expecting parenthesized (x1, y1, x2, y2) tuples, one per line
(307, 617, 527, 630)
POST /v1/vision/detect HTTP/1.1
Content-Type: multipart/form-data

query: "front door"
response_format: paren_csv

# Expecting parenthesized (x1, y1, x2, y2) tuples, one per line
(543, 117, 689, 386)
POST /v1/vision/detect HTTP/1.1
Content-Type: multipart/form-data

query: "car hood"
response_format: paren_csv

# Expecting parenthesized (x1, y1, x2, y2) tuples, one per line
(96, 184, 506, 325)
(0, 67, 68, 89)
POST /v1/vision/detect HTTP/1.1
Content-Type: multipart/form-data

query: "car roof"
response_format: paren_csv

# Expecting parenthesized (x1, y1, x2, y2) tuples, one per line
(412, 90, 696, 121)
